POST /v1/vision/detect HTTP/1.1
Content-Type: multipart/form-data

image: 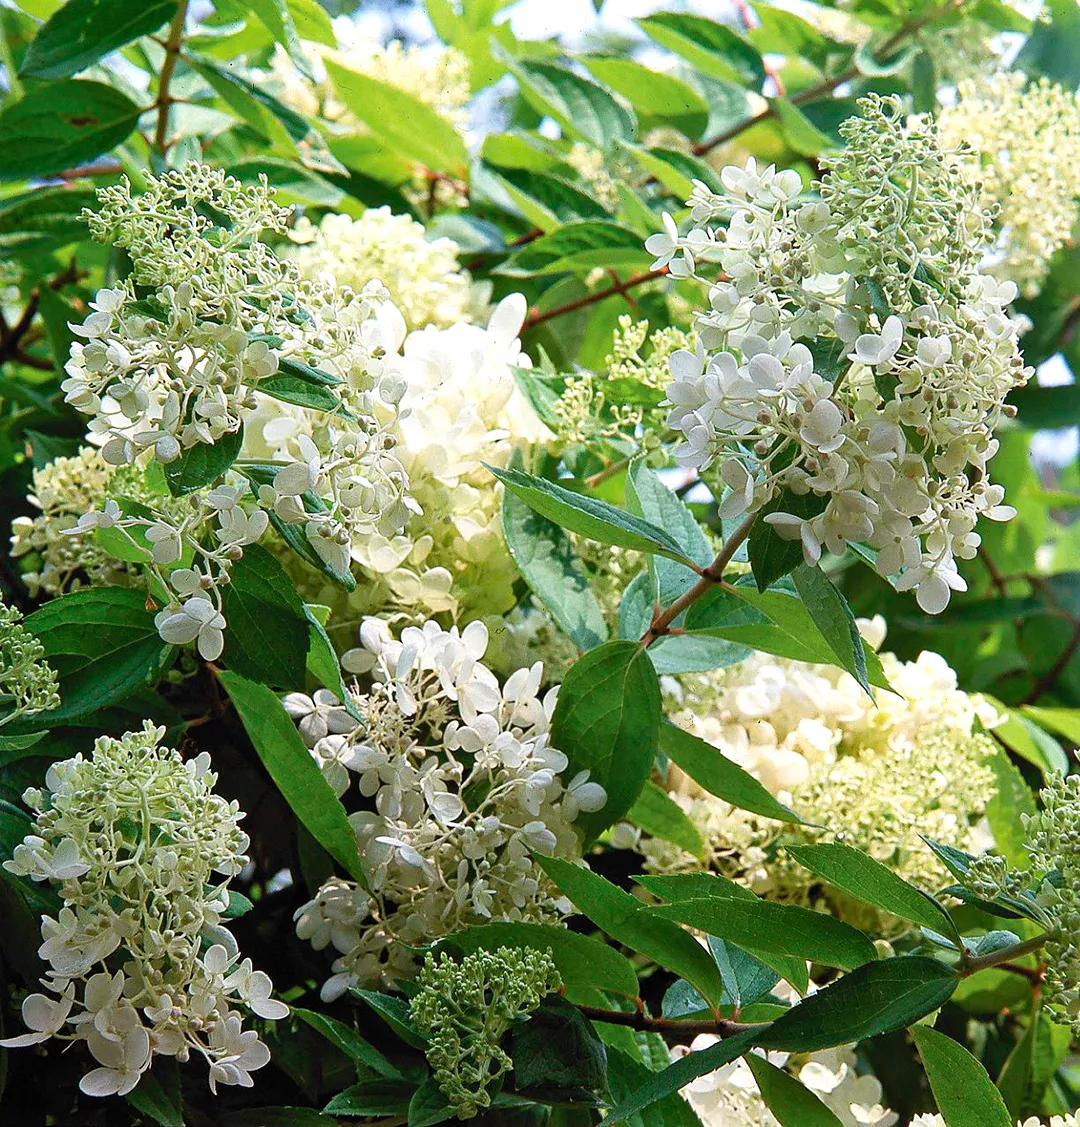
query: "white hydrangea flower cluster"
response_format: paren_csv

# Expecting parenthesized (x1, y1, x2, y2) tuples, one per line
(676, 1038, 895, 1127)
(62, 166, 419, 656)
(0, 599, 59, 726)
(287, 617, 605, 998)
(629, 620, 998, 923)
(250, 293, 547, 621)
(939, 72, 1080, 296)
(651, 95, 1030, 613)
(966, 774, 1080, 1036)
(289, 208, 478, 330)
(10, 448, 189, 598)
(0, 723, 285, 1097)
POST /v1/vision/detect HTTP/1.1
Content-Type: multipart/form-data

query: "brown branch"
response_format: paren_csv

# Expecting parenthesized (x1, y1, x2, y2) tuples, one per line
(977, 545, 1008, 598)
(641, 512, 756, 647)
(575, 1005, 763, 1040)
(524, 266, 669, 330)
(692, 0, 964, 159)
(50, 158, 123, 182)
(154, 1, 189, 156)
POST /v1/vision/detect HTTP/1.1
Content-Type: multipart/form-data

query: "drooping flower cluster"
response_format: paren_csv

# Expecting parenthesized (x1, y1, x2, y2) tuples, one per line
(251, 293, 547, 621)
(289, 208, 478, 330)
(677, 1039, 895, 1127)
(0, 599, 59, 726)
(629, 620, 997, 928)
(410, 947, 561, 1118)
(551, 315, 693, 447)
(652, 94, 1030, 613)
(966, 773, 1080, 1035)
(288, 618, 605, 997)
(0, 723, 285, 1096)
(938, 73, 1080, 296)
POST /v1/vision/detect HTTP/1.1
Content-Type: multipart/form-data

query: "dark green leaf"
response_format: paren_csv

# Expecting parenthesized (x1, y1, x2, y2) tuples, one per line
(605, 1047, 704, 1127)
(498, 221, 652, 277)
(550, 640, 661, 841)
(785, 843, 956, 936)
(0, 80, 140, 181)
(292, 1007, 403, 1079)
(747, 1053, 844, 1127)
(492, 166, 610, 230)
(580, 55, 709, 138)
(912, 1024, 1011, 1127)
(165, 427, 244, 495)
(791, 564, 871, 696)
(659, 721, 801, 824)
(219, 671, 366, 884)
(22, 588, 171, 725)
(353, 991, 427, 1050)
(221, 545, 309, 688)
(651, 895, 877, 971)
(535, 854, 724, 1007)
(758, 957, 957, 1053)
(21, 0, 176, 79)
(748, 489, 826, 590)
(626, 780, 704, 859)
(709, 937, 780, 1010)
(488, 465, 697, 565)
(511, 998, 608, 1104)
(322, 1080, 416, 1117)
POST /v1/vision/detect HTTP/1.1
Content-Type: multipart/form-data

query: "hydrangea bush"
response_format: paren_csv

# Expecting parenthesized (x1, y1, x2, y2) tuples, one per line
(1, 2, 1080, 1126)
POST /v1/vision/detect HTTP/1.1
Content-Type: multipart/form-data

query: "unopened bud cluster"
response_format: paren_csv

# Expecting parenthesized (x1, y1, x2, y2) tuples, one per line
(0, 599, 59, 725)
(410, 947, 561, 1118)
(0, 723, 286, 1096)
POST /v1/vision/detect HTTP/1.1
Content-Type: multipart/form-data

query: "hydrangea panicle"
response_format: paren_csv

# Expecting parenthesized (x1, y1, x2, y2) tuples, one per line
(0, 599, 59, 726)
(288, 617, 604, 997)
(0, 723, 285, 1095)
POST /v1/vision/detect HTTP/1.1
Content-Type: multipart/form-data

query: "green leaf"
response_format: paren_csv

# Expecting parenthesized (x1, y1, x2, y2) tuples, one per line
(1016, 0, 1080, 88)
(323, 56, 469, 175)
(748, 489, 826, 590)
(635, 872, 808, 993)
(605, 1047, 705, 1127)
(626, 458, 712, 605)
(221, 545, 310, 688)
(21, 0, 176, 78)
(535, 854, 724, 1007)
(165, 427, 244, 496)
(438, 921, 639, 999)
(627, 780, 704, 859)
(617, 142, 722, 200)
(510, 998, 608, 1105)
(687, 584, 892, 691)
(758, 957, 957, 1053)
(123, 1065, 185, 1127)
(408, 1078, 454, 1127)
(984, 745, 1037, 869)
(187, 53, 343, 176)
(637, 12, 765, 88)
(996, 1003, 1070, 1119)
(292, 1008, 403, 1079)
(305, 608, 361, 720)
(0, 79, 141, 181)
(219, 671, 366, 885)
(550, 640, 661, 841)
(498, 220, 652, 277)
(708, 937, 780, 1010)
(225, 1110, 335, 1127)
(503, 56, 636, 147)
(353, 991, 427, 1050)
(658, 721, 801, 824)
(912, 1024, 1012, 1127)
(603, 1028, 759, 1124)
(492, 166, 610, 231)
(785, 843, 956, 936)
(579, 55, 709, 138)
(651, 895, 877, 972)
(791, 564, 871, 696)
(747, 1054, 844, 1127)
(322, 1080, 415, 1117)
(22, 588, 171, 725)
(502, 486, 608, 651)
(487, 464, 697, 566)
(772, 97, 838, 156)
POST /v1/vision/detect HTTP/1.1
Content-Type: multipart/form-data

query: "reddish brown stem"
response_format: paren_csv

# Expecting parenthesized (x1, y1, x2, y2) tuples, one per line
(524, 267, 669, 330)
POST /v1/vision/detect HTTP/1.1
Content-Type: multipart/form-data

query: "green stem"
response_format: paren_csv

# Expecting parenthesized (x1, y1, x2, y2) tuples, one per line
(961, 934, 1047, 978)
